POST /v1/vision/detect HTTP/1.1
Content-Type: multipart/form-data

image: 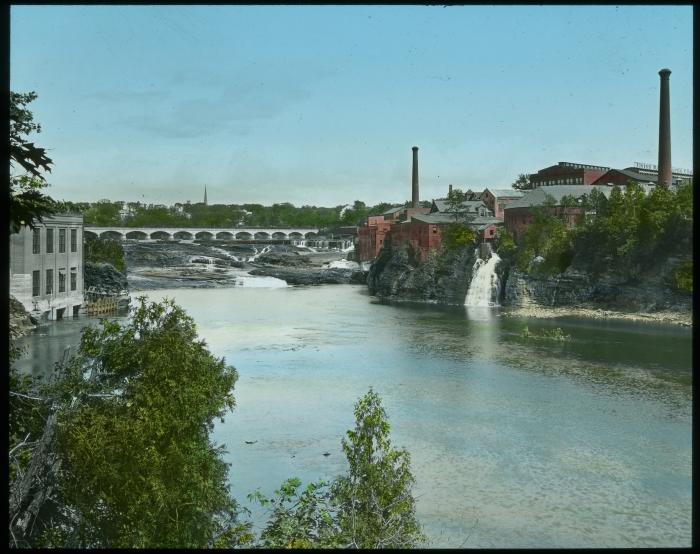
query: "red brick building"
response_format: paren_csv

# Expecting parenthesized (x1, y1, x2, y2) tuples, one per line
(481, 188, 524, 220)
(356, 215, 394, 262)
(355, 205, 431, 262)
(389, 213, 502, 262)
(590, 166, 692, 188)
(503, 184, 613, 242)
(529, 161, 610, 188)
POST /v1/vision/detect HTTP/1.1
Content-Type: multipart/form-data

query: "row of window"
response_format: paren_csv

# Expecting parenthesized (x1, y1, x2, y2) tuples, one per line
(536, 177, 584, 186)
(32, 267, 78, 297)
(32, 228, 79, 255)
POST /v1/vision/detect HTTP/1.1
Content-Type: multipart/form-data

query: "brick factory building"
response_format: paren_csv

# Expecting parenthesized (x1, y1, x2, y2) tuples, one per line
(591, 165, 693, 188)
(503, 185, 613, 242)
(529, 161, 610, 188)
(481, 188, 524, 219)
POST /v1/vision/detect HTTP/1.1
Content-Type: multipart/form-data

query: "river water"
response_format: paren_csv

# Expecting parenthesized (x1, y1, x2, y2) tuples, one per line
(13, 283, 692, 548)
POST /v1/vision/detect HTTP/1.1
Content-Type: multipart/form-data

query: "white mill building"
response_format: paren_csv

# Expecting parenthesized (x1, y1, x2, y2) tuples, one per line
(10, 214, 85, 320)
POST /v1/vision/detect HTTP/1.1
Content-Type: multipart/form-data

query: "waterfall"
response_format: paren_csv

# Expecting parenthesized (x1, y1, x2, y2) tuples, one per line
(465, 249, 502, 307)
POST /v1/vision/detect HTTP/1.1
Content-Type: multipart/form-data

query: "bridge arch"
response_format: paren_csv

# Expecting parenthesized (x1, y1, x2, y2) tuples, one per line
(254, 231, 270, 240)
(235, 231, 252, 240)
(125, 231, 148, 240)
(288, 232, 303, 240)
(195, 231, 214, 240)
(216, 231, 234, 240)
(84, 230, 98, 240)
(173, 231, 193, 240)
(304, 232, 317, 239)
(271, 231, 287, 240)
(150, 231, 172, 241)
(99, 230, 123, 240)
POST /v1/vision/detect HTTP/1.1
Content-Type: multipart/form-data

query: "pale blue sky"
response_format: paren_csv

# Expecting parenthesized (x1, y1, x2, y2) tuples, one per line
(10, 5, 693, 206)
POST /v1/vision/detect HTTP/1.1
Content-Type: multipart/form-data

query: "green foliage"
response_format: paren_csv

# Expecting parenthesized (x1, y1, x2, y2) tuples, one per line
(84, 236, 126, 273)
(443, 223, 477, 250)
(333, 389, 425, 548)
(47, 298, 247, 548)
(8, 367, 49, 483)
(251, 390, 425, 549)
(83, 200, 123, 226)
(671, 260, 693, 294)
(71, 198, 394, 229)
(250, 478, 340, 548)
(494, 227, 516, 258)
(511, 173, 533, 191)
(517, 196, 573, 276)
(572, 182, 693, 277)
(520, 326, 571, 342)
(9, 91, 56, 233)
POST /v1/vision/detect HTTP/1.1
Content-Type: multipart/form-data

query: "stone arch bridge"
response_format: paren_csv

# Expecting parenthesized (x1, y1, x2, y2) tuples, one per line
(84, 226, 321, 242)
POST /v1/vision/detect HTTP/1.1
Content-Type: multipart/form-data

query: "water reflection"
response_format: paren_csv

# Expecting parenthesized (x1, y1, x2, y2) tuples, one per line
(12, 285, 692, 548)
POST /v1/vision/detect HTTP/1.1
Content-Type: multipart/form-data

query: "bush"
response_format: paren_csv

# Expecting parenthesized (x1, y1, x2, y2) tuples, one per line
(672, 260, 693, 294)
(84, 236, 126, 273)
(443, 223, 477, 251)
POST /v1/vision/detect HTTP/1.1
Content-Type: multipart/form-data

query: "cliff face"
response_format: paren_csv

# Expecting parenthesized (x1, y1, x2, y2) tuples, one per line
(367, 242, 691, 318)
(367, 243, 479, 305)
(504, 259, 692, 313)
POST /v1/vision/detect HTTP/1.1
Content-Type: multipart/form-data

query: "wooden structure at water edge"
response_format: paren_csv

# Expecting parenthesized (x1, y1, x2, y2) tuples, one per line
(84, 287, 127, 316)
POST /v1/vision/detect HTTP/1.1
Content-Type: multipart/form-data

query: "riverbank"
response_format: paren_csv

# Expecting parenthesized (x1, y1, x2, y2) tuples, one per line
(503, 305, 692, 327)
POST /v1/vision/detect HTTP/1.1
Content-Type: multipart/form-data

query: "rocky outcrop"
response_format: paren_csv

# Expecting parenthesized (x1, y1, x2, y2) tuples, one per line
(367, 243, 481, 305)
(84, 262, 129, 293)
(10, 295, 38, 339)
(248, 267, 368, 285)
(504, 263, 692, 314)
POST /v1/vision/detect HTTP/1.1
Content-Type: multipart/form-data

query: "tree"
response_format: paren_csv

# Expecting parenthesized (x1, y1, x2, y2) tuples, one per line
(37, 299, 250, 548)
(333, 389, 425, 548)
(517, 195, 573, 275)
(511, 173, 532, 191)
(251, 389, 425, 549)
(9, 91, 56, 233)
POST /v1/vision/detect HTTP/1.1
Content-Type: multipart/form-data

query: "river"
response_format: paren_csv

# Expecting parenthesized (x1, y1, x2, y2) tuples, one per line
(12, 283, 692, 548)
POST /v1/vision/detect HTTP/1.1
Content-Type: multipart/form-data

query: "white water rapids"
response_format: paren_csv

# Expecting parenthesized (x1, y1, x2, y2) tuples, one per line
(464, 251, 502, 307)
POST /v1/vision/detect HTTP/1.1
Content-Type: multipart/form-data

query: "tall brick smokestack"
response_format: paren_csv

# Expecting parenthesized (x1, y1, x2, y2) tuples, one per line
(412, 146, 419, 208)
(658, 68, 672, 187)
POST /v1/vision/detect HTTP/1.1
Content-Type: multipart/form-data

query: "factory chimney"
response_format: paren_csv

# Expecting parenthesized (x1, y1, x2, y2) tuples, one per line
(657, 68, 672, 187)
(412, 146, 419, 208)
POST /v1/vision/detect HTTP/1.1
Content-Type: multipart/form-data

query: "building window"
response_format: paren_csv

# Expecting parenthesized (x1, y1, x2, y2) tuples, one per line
(46, 269, 53, 295)
(71, 229, 77, 252)
(59, 229, 66, 253)
(33, 228, 41, 254)
(59, 270, 66, 293)
(70, 267, 77, 291)
(46, 228, 54, 253)
(32, 270, 41, 296)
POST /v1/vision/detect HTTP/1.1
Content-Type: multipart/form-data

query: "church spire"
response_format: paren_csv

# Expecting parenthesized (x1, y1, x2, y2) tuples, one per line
(204, 184, 208, 205)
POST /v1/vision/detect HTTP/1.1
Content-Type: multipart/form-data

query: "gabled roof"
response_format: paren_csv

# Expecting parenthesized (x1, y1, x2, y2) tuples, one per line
(483, 188, 524, 198)
(595, 168, 657, 183)
(409, 213, 503, 229)
(410, 213, 461, 225)
(503, 185, 613, 210)
(431, 199, 489, 213)
(382, 205, 405, 215)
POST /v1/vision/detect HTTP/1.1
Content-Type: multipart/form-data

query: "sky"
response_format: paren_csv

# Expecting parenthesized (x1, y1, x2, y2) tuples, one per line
(10, 5, 693, 207)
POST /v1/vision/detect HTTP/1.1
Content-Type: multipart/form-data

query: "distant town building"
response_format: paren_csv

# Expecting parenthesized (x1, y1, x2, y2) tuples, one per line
(503, 185, 613, 242)
(529, 162, 610, 188)
(10, 214, 85, 320)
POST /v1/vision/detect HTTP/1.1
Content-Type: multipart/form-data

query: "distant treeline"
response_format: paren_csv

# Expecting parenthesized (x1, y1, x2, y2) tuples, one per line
(54, 200, 396, 229)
